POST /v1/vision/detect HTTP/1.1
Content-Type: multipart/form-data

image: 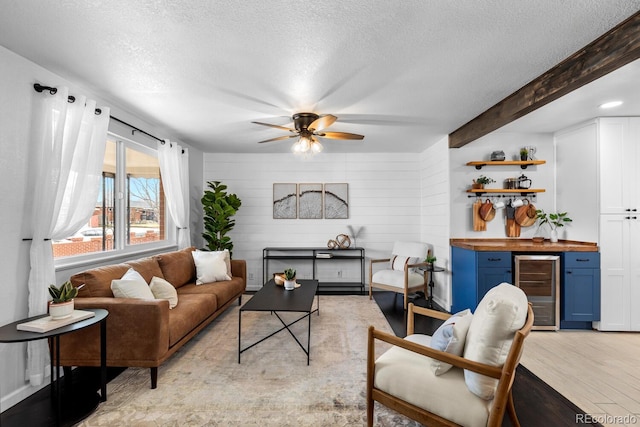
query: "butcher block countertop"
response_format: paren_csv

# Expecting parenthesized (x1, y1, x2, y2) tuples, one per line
(450, 238, 598, 252)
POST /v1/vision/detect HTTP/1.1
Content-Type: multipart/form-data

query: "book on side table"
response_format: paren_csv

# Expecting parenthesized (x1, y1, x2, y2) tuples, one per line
(17, 310, 95, 333)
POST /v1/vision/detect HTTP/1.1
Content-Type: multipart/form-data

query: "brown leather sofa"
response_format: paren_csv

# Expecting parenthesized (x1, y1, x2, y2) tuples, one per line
(57, 247, 246, 388)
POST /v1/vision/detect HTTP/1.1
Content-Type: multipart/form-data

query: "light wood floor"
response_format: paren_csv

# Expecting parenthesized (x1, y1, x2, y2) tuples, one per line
(521, 330, 640, 427)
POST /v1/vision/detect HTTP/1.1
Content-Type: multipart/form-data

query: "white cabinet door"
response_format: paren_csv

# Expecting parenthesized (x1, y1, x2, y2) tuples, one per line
(597, 215, 630, 331)
(630, 217, 640, 331)
(599, 118, 630, 214)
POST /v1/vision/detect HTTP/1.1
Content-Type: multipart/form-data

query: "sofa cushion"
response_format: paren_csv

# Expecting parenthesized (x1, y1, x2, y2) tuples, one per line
(177, 276, 245, 308)
(124, 256, 164, 284)
(111, 268, 155, 300)
(71, 263, 131, 297)
(150, 276, 179, 309)
(155, 247, 196, 288)
(167, 293, 217, 347)
(192, 250, 231, 284)
(463, 283, 528, 400)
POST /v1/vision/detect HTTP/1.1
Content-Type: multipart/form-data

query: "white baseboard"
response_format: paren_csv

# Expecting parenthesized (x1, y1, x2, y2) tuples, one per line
(1, 381, 47, 412)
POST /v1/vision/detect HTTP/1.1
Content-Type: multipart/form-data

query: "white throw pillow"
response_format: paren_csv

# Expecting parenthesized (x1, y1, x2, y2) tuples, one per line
(150, 276, 178, 309)
(429, 309, 473, 375)
(391, 255, 420, 271)
(194, 249, 232, 277)
(463, 283, 528, 400)
(192, 250, 232, 285)
(111, 268, 154, 300)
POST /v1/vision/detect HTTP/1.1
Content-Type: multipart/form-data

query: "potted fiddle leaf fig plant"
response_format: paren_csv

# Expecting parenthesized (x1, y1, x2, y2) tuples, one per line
(201, 181, 242, 255)
(283, 268, 296, 291)
(48, 281, 80, 319)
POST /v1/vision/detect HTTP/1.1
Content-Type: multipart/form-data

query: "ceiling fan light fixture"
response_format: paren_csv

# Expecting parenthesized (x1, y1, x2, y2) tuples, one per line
(311, 140, 323, 154)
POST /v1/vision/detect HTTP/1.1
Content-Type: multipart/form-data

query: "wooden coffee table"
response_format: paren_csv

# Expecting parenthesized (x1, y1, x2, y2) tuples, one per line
(238, 279, 319, 365)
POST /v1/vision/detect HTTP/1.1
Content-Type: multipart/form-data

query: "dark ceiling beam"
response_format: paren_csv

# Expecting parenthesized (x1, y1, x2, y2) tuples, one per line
(449, 11, 640, 149)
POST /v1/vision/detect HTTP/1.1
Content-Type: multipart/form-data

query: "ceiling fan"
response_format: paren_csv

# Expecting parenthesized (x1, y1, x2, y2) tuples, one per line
(252, 112, 364, 155)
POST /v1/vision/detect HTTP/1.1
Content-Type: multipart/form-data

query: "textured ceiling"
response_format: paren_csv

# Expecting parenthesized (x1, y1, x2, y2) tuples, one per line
(0, 1, 639, 153)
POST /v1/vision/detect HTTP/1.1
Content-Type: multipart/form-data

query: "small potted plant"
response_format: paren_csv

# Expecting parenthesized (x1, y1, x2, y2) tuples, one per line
(472, 175, 495, 189)
(425, 254, 437, 270)
(283, 268, 296, 291)
(535, 209, 572, 243)
(48, 281, 80, 319)
(520, 148, 529, 161)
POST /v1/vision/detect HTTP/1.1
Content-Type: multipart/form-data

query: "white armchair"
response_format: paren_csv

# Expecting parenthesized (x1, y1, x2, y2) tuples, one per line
(367, 283, 534, 427)
(368, 241, 430, 309)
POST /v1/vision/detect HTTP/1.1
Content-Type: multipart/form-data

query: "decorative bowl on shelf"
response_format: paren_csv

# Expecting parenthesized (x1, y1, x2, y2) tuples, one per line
(532, 237, 544, 243)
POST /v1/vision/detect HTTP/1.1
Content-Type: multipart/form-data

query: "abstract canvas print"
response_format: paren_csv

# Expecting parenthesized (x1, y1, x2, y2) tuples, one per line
(298, 183, 323, 219)
(324, 183, 348, 219)
(273, 183, 297, 219)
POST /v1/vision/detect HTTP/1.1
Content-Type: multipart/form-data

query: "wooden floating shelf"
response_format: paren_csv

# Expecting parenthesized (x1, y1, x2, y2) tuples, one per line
(466, 160, 546, 170)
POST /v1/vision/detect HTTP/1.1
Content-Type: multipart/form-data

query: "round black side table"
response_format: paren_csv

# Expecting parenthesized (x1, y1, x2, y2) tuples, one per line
(421, 265, 445, 308)
(0, 308, 108, 427)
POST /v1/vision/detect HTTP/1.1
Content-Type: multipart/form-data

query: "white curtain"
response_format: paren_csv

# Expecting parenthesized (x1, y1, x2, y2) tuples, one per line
(158, 139, 190, 249)
(27, 87, 110, 386)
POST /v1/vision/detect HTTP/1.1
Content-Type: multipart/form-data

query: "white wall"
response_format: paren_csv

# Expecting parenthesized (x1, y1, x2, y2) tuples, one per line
(0, 46, 203, 411)
(203, 153, 424, 290)
(449, 132, 556, 239)
(419, 136, 451, 308)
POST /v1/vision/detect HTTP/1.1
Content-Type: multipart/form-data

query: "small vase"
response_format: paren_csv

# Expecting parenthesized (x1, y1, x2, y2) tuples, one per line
(549, 228, 559, 243)
(49, 300, 74, 320)
(284, 279, 296, 291)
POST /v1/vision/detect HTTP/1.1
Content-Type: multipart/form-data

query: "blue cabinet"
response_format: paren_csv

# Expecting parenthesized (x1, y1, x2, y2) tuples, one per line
(451, 247, 512, 313)
(452, 246, 601, 330)
(561, 252, 601, 324)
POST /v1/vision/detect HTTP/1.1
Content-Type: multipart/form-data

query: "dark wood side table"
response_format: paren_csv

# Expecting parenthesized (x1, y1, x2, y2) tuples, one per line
(0, 308, 108, 427)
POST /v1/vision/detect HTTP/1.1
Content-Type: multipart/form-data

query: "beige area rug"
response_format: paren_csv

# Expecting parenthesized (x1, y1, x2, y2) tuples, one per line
(77, 295, 420, 426)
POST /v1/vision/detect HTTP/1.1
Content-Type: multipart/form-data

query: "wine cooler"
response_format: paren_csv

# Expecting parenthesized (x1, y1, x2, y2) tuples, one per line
(514, 254, 560, 331)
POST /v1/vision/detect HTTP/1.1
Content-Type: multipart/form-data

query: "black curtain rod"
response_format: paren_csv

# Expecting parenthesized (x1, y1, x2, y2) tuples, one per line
(33, 83, 102, 115)
(33, 82, 182, 151)
(108, 116, 164, 143)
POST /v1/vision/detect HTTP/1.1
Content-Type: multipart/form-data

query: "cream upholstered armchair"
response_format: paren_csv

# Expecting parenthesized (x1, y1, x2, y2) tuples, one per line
(367, 283, 534, 427)
(369, 241, 430, 309)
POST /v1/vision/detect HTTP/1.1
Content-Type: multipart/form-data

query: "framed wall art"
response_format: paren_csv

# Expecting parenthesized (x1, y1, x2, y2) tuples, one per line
(324, 183, 349, 219)
(273, 183, 297, 219)
(298, 183, 323, 219)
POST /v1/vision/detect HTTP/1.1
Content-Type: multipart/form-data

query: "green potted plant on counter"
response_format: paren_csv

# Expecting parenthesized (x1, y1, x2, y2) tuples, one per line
(535, 210, 572, 243)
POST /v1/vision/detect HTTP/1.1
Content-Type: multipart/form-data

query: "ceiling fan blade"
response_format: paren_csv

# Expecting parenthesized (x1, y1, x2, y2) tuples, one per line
(315, 131, 364, 140)
(252, 121, 296, 132)
(308, 114, 337, 132)
(257, 134, 298, 144)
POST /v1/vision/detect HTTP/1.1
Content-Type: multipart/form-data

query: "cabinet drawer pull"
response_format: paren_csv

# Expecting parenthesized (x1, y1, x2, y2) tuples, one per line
(487, 258, 502, 262)
(567, 270, 572, 274)
(576, 258, 590, 262)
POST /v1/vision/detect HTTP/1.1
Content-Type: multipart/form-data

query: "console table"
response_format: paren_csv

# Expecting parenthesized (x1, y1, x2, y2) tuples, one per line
(263, 247, 365, 294)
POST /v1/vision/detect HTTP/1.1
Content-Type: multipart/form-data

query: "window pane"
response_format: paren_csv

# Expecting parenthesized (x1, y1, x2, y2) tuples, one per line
(52, 140, 116, 258)
(126, 146, 164, 246)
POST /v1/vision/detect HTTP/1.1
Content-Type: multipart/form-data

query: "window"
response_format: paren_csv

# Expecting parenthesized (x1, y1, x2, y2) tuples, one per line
(53, 134, 173, 259)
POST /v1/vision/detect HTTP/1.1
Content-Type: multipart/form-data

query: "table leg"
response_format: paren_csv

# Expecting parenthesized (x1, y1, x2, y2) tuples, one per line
(55, 335, 61, 427)
(307, 309, 311, 365)
(100, 319, 107, 402)
(238, 311, 242, 364)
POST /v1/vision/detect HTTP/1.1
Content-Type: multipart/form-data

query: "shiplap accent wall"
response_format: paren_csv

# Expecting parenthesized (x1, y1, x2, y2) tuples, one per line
(419, 136, 451, 308)
(203, 153, 423, 290)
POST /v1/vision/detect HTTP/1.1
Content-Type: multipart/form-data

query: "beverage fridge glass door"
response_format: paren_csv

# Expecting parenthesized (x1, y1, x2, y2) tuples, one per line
(514, 255, 560, 330)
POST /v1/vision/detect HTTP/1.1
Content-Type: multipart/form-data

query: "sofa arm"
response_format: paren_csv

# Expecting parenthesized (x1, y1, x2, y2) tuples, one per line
(57, 297, 170, 367)
(231, 259, 247, 286)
